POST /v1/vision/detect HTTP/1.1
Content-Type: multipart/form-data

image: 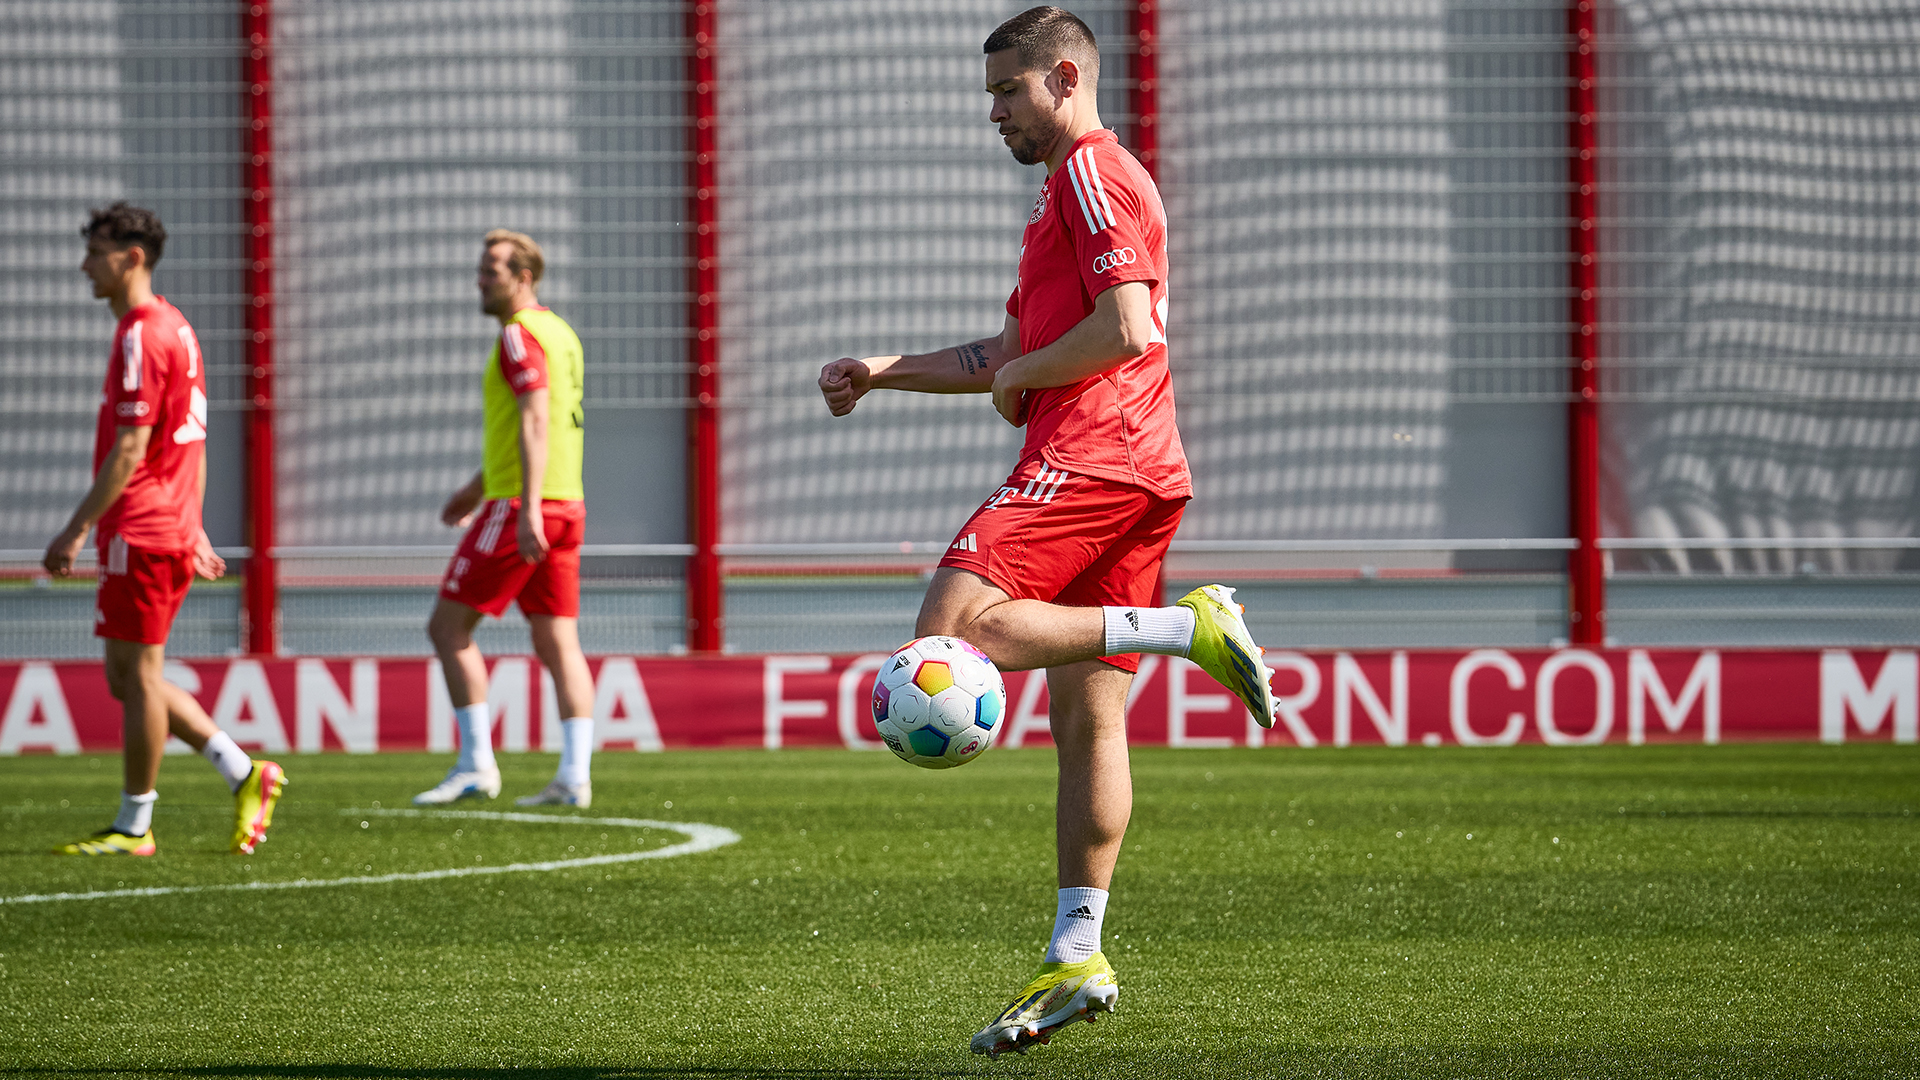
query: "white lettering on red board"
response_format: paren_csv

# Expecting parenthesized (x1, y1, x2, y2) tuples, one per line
(1820, 650, 1917, 744)
(296, 659, 379, 753)
(594, 658, 663, 751)
(762, 656, 830, 751)
(0, 663, 80, 755)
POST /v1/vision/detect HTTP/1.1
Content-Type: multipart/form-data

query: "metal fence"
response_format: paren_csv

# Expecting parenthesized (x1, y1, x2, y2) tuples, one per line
(1, 0, 1916, 659)
(1596, 0, 1920, 577)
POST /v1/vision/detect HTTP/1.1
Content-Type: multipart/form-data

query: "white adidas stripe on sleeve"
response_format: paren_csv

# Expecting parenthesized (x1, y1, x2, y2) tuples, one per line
(1077, 148, 1119, 233)
(1067, 153, 1113, 231)
(122, 328, 143, 391)
(1065, 158, 1103, 234)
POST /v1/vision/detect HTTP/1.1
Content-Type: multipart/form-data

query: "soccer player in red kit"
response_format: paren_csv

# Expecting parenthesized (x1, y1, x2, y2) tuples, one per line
(45, 203, 286, 856)
(818, 8, 1280, 1057)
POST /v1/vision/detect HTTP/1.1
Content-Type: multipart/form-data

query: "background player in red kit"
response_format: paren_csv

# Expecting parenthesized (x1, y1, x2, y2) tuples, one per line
(818, 7, 1281, 1057)
(413, 230, 595, 808)
(44, 203, 286, 856)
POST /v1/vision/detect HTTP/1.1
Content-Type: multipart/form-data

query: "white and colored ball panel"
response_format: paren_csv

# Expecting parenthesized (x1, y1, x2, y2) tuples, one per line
(946, 728, 990, 764)
(925, 687, 978, 737)
(869, 636, 1008, 771)
(974, 687, 1003, 732)
(885, 684, 931, 728)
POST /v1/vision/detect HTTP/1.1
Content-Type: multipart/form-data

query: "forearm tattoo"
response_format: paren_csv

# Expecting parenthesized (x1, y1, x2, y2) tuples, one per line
(957, 341, 991, 376)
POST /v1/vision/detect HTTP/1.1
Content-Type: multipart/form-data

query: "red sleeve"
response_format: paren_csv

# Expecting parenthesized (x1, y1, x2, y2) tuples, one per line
(497, 323, 548, 396)
(1005, 286, 1021, 320)
(106, 321, 164, 427)
(1063, 147, 1159, 298)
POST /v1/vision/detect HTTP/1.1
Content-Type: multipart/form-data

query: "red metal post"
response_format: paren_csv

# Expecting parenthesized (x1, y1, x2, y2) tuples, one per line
(1567, 0, 1604, 644)
(1134, 1, 1162, 605)
(686, 1, 724, 652)
(1132, 0, 1159, 179)
(241, 0, 279, 654)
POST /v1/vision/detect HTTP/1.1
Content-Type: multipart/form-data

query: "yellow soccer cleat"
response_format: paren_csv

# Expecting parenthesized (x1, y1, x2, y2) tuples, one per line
(57, 829, 156, 856)
(1178, 583, 1278, 728)
(231, 760, 287, 855)
(969, 953, 1119, 1059)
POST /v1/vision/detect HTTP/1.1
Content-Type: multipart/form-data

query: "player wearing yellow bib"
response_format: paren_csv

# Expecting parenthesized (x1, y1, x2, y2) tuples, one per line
(417, 229, 597, 808)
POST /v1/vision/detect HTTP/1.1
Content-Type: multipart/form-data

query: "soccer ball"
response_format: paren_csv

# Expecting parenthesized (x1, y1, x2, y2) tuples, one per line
(870, 636, 1006, 769)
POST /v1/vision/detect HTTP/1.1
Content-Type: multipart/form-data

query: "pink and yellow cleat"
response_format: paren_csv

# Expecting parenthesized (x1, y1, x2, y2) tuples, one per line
(231, 760, 288, 855)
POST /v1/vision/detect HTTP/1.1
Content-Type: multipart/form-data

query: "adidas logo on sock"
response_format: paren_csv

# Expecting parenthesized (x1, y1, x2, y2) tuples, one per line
(1124, 610, 1139, 631)
(1065, 904, 1095, 921)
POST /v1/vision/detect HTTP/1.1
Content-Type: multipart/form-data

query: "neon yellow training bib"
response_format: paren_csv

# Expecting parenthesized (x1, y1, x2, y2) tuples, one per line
(481, 305, 585, 501)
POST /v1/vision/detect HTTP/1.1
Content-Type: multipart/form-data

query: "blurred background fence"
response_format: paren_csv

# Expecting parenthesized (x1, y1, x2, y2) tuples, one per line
(1, 0, 1915, 660)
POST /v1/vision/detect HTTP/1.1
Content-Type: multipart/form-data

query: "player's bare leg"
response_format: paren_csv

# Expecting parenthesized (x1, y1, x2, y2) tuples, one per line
(104, 638, 168, 796)
(417, 598, 501, 804)
(519, 614, 596, 807)
(953, 656, 1129, 1056)
(162, 681, 220, 750)
(56, 638, 170, 853)
(916, 568, 1106, 670)
(1048, 661, 1132, 892)
(428, 597, 489, 707)
(922, 567, 1277, 727)
(154, 680, 285, 854)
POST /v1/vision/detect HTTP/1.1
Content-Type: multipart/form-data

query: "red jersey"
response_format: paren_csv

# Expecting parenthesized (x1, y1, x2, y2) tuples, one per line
(1006, 128, 1190, 500)
(93, 297, 207, 552)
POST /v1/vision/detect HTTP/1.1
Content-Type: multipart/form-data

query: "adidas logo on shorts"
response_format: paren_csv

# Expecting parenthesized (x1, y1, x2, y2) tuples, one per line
(951, 533, 978, 553)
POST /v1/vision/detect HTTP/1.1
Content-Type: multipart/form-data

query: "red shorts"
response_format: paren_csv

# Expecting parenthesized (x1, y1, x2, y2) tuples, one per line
(95, 534, 193, 645)
(439, 498, 585, 618)
(940, 455, 1186, 673)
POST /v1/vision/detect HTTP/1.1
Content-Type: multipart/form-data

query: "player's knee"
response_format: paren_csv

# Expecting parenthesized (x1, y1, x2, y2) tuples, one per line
(113, 664, 164, 706)
(426, 610, 470, 653)
(102, 649, 146, 701)
(914, 568, 1009, 645)
(914, 608, 968, 640)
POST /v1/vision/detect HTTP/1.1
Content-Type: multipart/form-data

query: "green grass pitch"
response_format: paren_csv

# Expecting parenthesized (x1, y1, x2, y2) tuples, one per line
(1, 744, 1915, 1079)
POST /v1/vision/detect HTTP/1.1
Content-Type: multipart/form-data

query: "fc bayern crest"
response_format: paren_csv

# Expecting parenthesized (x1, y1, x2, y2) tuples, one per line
(1028, 186, 1050, 224)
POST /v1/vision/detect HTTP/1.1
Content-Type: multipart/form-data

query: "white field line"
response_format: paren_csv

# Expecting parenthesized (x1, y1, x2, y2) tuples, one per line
(0, 808, 741, 906)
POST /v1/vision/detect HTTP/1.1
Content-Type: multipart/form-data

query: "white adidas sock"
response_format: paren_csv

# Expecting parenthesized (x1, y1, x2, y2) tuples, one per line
(114, 789, 158, 836)
(1044, 886, 1109, 964)
(454, 703, 497, 773)
(1102, 605, 1195, 657)
(558, 717, 593, 787)
(201, 730, 254, 794)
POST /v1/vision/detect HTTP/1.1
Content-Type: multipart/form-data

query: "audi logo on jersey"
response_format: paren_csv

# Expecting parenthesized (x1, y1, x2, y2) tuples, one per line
(1091, 247, 1137, 274)
(115, 401, 150, 418)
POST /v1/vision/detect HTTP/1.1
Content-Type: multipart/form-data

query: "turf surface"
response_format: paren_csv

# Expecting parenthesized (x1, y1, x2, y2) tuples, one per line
(1, 744, 1915, 1079)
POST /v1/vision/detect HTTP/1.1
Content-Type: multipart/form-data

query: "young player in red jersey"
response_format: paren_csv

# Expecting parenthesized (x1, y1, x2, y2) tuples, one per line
(818, 8, 1282, 1057)
(44, 203, 286, 857)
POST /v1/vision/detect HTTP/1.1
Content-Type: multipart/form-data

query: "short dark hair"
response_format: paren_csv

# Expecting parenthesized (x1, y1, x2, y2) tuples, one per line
(83, 202, 167, 266)
(984, 6, 1099, 89)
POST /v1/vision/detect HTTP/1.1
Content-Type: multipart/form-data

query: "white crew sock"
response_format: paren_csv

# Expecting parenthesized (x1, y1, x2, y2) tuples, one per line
(114, 789, 158, 836)
(201, 730, 254, 794)
(1044, 887, 1109, 964)
(558, 717, 593, 787)
(1102, 605, 1195, 657)
(454, 703, 497, 773)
